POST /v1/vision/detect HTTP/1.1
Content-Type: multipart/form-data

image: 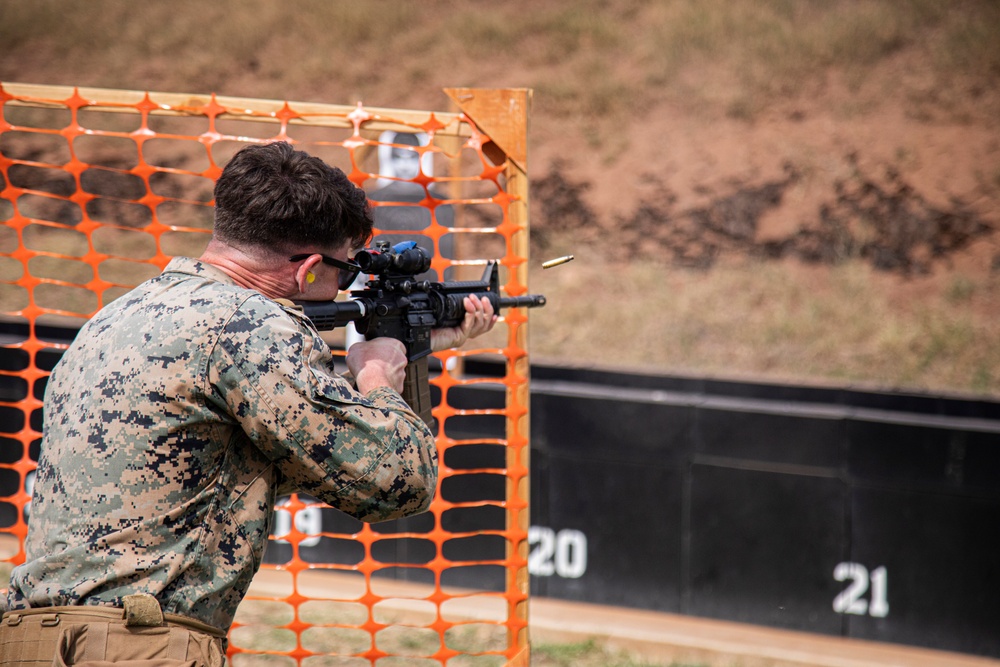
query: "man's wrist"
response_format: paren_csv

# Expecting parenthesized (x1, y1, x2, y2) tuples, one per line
(354, 366, 396, 394)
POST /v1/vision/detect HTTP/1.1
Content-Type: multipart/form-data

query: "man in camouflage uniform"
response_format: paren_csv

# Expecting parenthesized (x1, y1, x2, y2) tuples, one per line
(0, 142, 495, 665)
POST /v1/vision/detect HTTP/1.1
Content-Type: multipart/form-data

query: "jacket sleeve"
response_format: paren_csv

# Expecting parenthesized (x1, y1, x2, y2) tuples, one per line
(208, 295, 438, 522)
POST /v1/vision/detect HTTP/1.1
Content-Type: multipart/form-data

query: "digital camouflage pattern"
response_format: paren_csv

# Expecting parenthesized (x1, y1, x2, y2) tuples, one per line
(4, 257, 437, 631)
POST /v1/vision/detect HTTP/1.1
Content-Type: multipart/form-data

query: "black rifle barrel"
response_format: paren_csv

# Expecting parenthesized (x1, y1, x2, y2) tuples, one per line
(498, 295, 547, 309)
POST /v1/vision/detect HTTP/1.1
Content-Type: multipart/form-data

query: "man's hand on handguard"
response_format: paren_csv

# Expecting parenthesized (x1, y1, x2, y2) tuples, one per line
(430, 295, 498, 353)
(348, 337, 408, 394)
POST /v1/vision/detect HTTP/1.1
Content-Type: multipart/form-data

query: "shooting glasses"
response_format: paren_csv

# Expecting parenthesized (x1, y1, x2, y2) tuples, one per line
(289, 254, 362, 290)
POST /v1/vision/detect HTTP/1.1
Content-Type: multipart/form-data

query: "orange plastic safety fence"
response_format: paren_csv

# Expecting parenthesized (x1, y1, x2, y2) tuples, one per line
(0, 83, 532, 666)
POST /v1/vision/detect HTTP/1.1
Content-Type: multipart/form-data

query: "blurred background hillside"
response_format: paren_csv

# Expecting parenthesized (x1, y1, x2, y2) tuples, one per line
(2, 0, 999, 396)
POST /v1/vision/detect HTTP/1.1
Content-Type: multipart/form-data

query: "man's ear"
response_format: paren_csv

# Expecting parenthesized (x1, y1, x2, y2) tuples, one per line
(294, 254, 322, 293)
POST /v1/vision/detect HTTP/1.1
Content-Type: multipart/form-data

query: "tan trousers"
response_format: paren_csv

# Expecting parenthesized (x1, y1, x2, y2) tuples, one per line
(0, 598, 226, 667)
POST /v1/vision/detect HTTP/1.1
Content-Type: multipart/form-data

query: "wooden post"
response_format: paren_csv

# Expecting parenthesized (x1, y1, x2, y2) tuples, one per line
(445, 88, 533, 665)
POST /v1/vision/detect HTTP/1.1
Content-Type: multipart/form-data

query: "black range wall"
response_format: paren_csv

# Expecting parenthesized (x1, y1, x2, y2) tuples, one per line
(462, 360, 1000, 659)
(2, 328, 998, 658)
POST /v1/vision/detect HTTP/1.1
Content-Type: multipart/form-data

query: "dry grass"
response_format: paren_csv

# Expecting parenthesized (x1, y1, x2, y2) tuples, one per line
(526, 237, 1000, 396)
(2, 0, 998, 120)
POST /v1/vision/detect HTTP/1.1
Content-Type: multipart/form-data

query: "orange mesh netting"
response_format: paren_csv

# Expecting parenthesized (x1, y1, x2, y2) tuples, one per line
(0, 82, 533, 666)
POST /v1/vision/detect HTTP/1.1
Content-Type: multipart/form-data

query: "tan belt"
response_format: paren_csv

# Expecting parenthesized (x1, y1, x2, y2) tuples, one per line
(0, 595, 225, 667)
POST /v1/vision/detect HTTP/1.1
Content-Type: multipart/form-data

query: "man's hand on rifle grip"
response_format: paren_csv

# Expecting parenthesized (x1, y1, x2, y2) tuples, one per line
(348, 337, 408, 394)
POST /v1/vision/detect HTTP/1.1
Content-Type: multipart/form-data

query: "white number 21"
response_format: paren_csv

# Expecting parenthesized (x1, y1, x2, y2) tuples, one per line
(833, 562, 889, 617)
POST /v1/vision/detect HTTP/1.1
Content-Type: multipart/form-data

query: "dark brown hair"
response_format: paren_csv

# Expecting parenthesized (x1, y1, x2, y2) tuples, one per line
(213, 141, 372, 251)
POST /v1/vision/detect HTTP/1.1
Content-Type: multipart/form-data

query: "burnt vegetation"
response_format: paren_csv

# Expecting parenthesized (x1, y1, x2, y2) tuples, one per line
(532, 157, 994, 275)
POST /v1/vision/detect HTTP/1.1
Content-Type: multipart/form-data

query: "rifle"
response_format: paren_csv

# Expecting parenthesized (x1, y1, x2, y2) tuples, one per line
(299, 241, 547, 426)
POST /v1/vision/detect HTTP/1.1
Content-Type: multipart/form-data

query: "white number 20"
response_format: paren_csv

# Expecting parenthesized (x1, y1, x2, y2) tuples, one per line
(833, 562, 889, 617)
(528, 526, 588, 579)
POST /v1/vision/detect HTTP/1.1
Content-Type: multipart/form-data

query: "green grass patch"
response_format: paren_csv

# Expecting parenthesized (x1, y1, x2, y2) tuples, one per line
(532, 638, 706, 667)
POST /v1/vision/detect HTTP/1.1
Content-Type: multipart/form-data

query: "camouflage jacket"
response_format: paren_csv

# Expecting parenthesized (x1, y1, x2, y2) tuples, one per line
(5, 257, 437, 630)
